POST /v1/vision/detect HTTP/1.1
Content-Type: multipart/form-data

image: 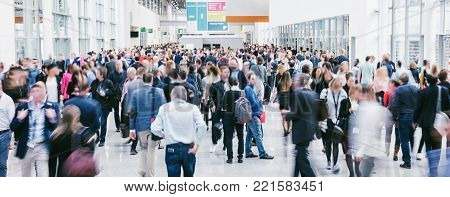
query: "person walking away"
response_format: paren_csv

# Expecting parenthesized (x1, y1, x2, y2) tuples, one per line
(90, 67, 114, 147)
(282, 74, 318, 177)
(222, 77, 244, 164)
(0, 82, 15, 177)
(10, 82, 60, 177)
(358, 56, 375, 88)
(414, 74, 449, 176)
(390, 73, 419, 169)
(244, 72, 274, 160)
(108, 60, 127, 133)
(151, 86, 207, 177)
(277, 70, 292, 136)
(129, 73, 166, 177)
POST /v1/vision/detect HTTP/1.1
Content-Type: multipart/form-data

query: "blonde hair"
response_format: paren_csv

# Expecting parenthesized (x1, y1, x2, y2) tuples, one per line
(277, 64, 286, 75)
(329, 77, 344, 91)
(51, 105, 83, 139)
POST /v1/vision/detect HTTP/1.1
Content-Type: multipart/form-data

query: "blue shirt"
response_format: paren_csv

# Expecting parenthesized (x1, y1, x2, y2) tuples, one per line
(245, 85, 263, 117)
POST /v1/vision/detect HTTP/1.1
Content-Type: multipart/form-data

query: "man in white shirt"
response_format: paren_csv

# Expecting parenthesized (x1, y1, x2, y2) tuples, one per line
(0, 82, 15, 177)
(151, 86, 206, 177)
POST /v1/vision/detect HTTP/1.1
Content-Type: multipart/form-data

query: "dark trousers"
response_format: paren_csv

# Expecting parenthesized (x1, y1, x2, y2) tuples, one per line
(223, 116, 244, 160)
(398, 114, 415, 165)
(211, 111, 223, 145)
(294, 143, 316, 177)
(165, 143, 196, 177)
(422, 127, 442, 152)
(99, 108, 111, 143)
(112, 103, 120, 130)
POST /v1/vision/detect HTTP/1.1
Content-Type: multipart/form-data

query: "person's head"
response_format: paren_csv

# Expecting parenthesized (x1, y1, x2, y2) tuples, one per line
(301, 64, 311, 75)
(127, 67, 137, 80)
(96, 67, 107, 81)
(195, 59, 202, 67)
(362, 84, 377, 101)
(229, 58, 239, 70)
(246, 72, 256, 86)
(68, 63, 78, 74)
(426, 74, 438, 85)
(339, 48, 346, 55)
(115, 60, 123, 72)
(294, 73, 310, 89)
(143, 73, 153, 84)
(423, 59, 430, 68)
(170, 86, 187, 101)
(365, 56, 371, 62)
(30, 82, 47, 102)
(329, 77, 343, 93)
(47, 63, 60, 76)
(409, 62, 418, 70)
(312, 67, 322, 79)
(219, 66, 230, 81)
(137, 67, 146, 78)
(256, 56, 264, 65)
(438, 69, 448, 83)
(51, 105, 82, 139)
(229, 76, 239, 87)
(179, 70, 188, 81)
(208, 66, 220, 77)
(389, 79, 401, 89)
(431, 64, 439, 76)
(349, 84, 362, 100)
(0, 62, 4, 73)
(281, 71, 292, 92)
(168, 69, 179, 81)
(398, 73, 409, 85)
(345, 72, 355, 87)
(288, 60, 296, 69)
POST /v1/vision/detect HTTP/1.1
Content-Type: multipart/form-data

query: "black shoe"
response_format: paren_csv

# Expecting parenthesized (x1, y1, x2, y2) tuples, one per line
(393, 156, 398, 161)
(130, 150, 138, 155)
(246, 154, 258, 158)
(99, 142, 105, 147)
(260, 154, 274, 160)
(95, 138, 100, 144)
(158, 145, 164, 150)
(238, 159, 243, 163)
(226, 159, 233, 164)
(400, 163, 411, 169)
(116, 129, 121, 133)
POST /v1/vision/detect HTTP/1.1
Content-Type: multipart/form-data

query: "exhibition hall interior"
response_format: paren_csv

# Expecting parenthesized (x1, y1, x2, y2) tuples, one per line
(0, 0, 449, 178)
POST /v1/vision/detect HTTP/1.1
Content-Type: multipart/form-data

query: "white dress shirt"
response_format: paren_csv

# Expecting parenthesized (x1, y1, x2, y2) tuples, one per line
(0, 92, 16, 131)
(151, 99, 206, 146)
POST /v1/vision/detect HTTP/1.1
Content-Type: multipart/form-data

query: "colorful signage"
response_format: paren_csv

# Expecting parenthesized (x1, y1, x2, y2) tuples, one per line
(186, 0, 228, 32)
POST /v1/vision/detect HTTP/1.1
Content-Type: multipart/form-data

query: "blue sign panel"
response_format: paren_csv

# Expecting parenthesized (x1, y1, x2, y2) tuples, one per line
(186, 2, 197, 21)
(207, 22, 228, 31)
(197, 2, 208, 31)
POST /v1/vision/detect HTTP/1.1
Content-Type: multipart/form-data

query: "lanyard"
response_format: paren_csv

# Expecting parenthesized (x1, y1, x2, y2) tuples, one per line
(332, 91, 341, 118)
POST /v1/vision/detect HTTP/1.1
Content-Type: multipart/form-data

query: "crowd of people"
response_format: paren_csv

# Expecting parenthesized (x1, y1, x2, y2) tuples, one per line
(0, 43, 449, 177)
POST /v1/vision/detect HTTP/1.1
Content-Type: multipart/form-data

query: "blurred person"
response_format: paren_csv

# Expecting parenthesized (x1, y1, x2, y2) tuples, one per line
(414, 74, 449, 176)
(343, 72, 355, 95)
(229, 58, 248, 90)
(0, 82, 15, 177)
(49, 105, 94, 177)
(438, 69, 450, 93)
(377, 53, 396, 78)
(61, 64, 78, 103)
(384, 80, 401, 161)
(338, 84, 363, 177)
(90, 67, 114, 147)
(373, 67, 390, 105)
(201, 65, 220, 129)
(222, 77, 245, 164)
(390, 73, 419, 169)
(310, 67, 322, 92)
(277, 70, 292, 137)
(359, 56, 375, 87)
(320, 77, 348, 172)
(355, 84, 390, 177)
(108, 60, 127, 133)
(129, 73, 166, 177)
(10, 82, 60, 177)
(208, 66, 230, 153)
(151, 86, 207, 177)
(244, 72, 274, 160)
(282, 74, 318, 177)
(37, 63, 61, 103)
(409, 62, 420, 84)
(121, 67, 137, 154)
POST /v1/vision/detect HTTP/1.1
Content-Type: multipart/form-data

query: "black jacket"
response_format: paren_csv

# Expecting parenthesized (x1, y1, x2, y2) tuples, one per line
(209, 80, 228, 111)
(90, 79, 115, 109)
(285, 88, 319, 145)
(390, 84, 419, 118)
(414, 85, 449, 128)
(223, 90, 242, 117)
(108, 71, 127, 103)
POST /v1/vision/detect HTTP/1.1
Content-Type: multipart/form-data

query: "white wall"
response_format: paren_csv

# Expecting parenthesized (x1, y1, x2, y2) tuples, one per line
(127, 2, 161, 46)
(227, 0, 269, 16)
(0, 0, 16, 68)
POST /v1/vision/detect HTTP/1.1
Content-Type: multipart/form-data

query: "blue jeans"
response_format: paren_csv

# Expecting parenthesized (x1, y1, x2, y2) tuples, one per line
(427, 149, 441, 177)
(0, 131, 11, 177)
(245, 116, 267, 157)
(397, 114, 414, 165)
(99, 108, 111, 143)
(165, 143, 196, 177)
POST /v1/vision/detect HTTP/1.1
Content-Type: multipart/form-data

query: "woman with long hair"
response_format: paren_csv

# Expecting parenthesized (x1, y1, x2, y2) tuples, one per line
(201, 64, 221, 129)
(49, 105, 91, 177)
(373, 67, 390, 105)
(61, 64, 79, 103)
(277, 70, 292, 136)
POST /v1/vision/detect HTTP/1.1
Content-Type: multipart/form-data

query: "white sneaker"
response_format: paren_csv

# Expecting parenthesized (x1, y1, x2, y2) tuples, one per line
(416, 153, 424, 160)
(209, 144, 218, 153)
(326, 161, 332, 170)
(331, 165, 340, 173)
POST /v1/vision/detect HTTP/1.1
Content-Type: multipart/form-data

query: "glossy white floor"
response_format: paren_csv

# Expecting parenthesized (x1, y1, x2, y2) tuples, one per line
(6, 104, 429, 177)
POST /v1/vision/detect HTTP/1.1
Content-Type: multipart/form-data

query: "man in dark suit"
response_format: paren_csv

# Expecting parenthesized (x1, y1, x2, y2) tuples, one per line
(106, 54, 116, 78)
(10, 83, 60, 177)
(414, 74, 449, 153)
(438, 70, 450, 95)
(229, 58, 247, 90)
(282, 73, 318, 177)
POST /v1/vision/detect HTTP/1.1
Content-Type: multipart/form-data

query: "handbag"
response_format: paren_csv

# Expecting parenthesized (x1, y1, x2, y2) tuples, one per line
(318, 89, 329, 121)
(434, 86, 448, 137)
(63, 147, 98, 177)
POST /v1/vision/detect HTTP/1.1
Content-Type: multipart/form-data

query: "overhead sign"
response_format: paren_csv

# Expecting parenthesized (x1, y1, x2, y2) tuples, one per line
(186, 0, 228, 32)
(140, 27, 146, 32)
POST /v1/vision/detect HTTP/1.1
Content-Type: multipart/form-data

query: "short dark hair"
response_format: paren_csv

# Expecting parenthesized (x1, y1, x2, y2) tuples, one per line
(179, 70, 187, 80)
(143, 73, 154, 83)
(345, 72, 354, 81)
(97, 67, 107, 78)
(438, 69, 448, 83)
(229, 77, 238, 86)
(390, 79, 401, 87)
(365, 56, 371, 62)
(257, 56, 264, 65)
(168, 69, 179, 80)
(301, 65, 310, 74)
